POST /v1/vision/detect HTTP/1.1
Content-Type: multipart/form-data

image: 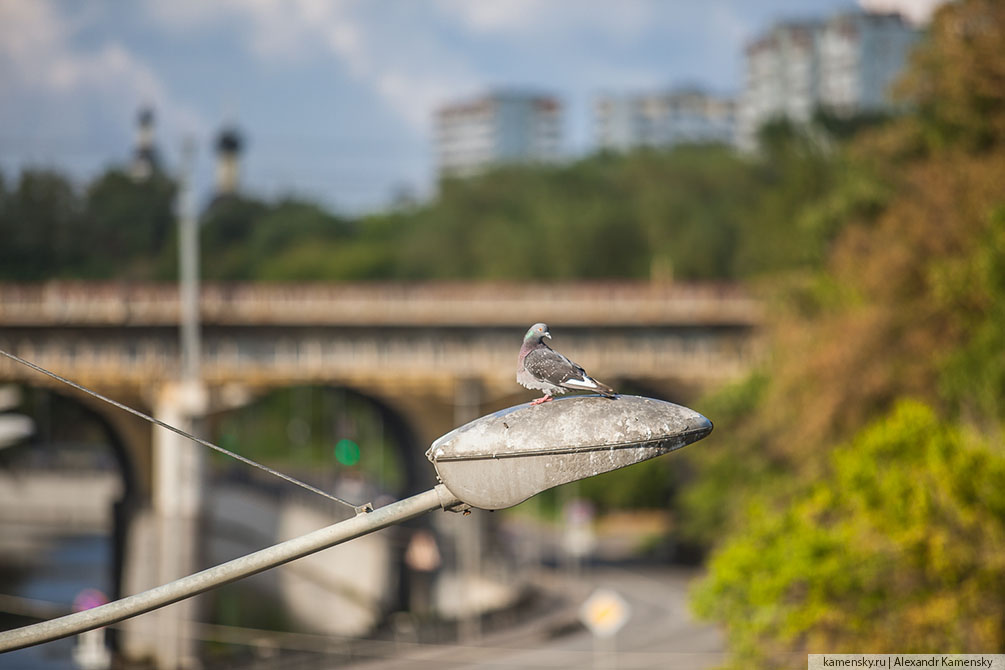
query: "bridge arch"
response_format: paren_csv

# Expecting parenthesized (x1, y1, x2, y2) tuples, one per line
(208, 382, 430, 500)
(68, 391, 142, 607)
(0, 384, 140, 654)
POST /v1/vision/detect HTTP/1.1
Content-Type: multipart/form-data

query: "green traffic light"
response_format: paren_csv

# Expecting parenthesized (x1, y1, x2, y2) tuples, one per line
(334, 438, 360, 466)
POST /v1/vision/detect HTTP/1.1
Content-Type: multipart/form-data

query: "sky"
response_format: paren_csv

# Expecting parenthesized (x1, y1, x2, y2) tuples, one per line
(0, 0, 945, 214)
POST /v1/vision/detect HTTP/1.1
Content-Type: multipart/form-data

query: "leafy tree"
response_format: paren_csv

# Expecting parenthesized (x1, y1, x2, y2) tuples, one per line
(897, 0, 1005, 154)
(938, 205, 1005, 426)
(246, 200, 354, 280)
(692, 402, 1005, 666)
(1, 135, 857, 284)
(674, 372, 786, 549)
(677, 0, 1005, 533)
(373, 144, 831, 282)
(199, 197, 358, 280)
(811, 108, 893, 142)
(82, 169, 177, 279)
(200, 195, 270, 279)
(733, 122, 841, 276)
(0, 170, 83, 279)
(683, 0, 1005, 660)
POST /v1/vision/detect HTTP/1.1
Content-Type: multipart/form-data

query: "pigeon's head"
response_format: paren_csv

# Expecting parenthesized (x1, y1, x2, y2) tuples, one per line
(524, 322, 551, 343)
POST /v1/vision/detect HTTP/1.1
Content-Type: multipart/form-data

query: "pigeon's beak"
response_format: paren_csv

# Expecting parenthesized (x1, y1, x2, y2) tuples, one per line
(544, 331, 551, 339)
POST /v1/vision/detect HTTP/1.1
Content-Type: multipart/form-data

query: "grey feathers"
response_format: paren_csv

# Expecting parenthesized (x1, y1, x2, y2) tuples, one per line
(517, 323, 616, 401)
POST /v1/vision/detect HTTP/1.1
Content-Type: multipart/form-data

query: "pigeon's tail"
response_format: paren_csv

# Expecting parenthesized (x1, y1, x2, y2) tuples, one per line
(594, 379, 618, 399)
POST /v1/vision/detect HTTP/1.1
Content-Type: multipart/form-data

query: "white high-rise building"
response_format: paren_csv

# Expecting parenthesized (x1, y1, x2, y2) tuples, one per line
(738, 21, 821, 151)
(737, 11, 918, 151)
(819, 12, 919, 114)
(595, 88, 736, 151)
(435, 91, 562, 178)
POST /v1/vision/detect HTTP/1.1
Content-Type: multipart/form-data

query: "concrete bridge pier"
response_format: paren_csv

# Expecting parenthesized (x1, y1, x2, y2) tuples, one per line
(120, 381, 207, 669)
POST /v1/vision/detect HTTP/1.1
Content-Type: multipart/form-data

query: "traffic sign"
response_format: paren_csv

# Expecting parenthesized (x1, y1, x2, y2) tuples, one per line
(579, 588, 631, 638)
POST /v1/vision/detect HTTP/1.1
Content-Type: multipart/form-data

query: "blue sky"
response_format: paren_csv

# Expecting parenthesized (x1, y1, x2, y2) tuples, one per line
(0, 0, 941, 214)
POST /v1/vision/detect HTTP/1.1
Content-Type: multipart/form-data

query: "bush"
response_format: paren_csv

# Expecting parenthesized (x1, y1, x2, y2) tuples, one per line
(691, 401, 1005, 667)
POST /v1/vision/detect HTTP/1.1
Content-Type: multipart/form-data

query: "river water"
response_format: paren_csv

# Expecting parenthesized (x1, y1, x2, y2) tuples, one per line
(0, 532, 111, 670)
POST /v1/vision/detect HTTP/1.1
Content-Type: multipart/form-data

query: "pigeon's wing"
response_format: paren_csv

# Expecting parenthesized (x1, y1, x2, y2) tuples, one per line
(523, 347, 591, 388)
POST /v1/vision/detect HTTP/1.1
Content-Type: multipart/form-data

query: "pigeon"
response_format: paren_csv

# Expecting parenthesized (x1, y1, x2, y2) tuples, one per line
(517, 323, 617, 405)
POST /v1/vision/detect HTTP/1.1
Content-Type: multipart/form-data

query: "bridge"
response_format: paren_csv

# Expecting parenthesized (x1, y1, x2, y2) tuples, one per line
(0, 281, 760, 487)
(0, 280, 762, 667)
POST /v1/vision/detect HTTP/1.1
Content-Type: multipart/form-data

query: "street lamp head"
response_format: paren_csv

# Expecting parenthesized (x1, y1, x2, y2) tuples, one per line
(426, 394, 712, 510)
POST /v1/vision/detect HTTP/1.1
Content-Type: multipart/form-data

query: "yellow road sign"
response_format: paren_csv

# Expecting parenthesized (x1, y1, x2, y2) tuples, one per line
(579, 588, 631, 638)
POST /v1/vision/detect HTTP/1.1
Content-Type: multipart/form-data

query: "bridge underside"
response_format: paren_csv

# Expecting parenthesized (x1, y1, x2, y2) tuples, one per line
(1, 322, 755, 496)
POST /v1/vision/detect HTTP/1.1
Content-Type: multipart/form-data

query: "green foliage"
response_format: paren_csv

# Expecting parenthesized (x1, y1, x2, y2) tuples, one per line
(936, 206, 1005, 427)
(734, 123, 845, 276)
(898, 0, 1005, 154)
(811, 108, 893, 142)
(0, 137, 852, 283)
(212, 386, 406, 494)
(692, 402, 1005, 667)
(683, 2, 1005, 659)
(674, 372, 788, 548)
(371, 142, 845, 282)
(200, 196, 356, 280)
(575, 457, 675, 512)
(0, 170, 84, 279)
(82, 170, 177, 278)
(200, 195, 270, 278)
(0, 169, 177, 280)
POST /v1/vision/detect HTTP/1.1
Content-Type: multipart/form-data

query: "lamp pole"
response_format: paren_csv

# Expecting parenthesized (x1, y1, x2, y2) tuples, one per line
(0, 487, 461, 653)
(149, 136, 206, 668)
(0, 394, 712, 660)
(178, 136, 200, 384)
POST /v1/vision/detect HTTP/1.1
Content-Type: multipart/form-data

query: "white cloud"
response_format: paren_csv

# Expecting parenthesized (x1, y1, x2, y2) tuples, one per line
(709, 5, 751, 48)
(0, 1, 58, 62)
(858, 0, 949, 24)
(148, 0, 319, 62)
(435, 0, 657, 43)
(0, 0, 205, 167)
(140, 0, 688, 138)
(435, 0, 541, 33)
(147, 0, 479, 132)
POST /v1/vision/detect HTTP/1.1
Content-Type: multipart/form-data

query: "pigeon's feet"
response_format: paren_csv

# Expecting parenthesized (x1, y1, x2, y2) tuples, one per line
(530, 395, 553, 406)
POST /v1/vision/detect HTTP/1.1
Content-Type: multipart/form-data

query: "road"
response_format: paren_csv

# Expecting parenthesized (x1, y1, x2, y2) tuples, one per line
(338, 563, 726, 670)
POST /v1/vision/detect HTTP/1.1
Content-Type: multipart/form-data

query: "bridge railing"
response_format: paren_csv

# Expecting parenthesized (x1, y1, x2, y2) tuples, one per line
(0, 281, 760, 327)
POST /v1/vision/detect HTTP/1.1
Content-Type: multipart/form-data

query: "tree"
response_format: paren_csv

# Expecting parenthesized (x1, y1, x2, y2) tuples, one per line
(692, 402, 1005, 666)
(683, 0, 1005, 660)
(897, 0, 1005, 154)
(250, 200, 356, 280)
(0, 170, 83, 280)
(200, 195, 270, 280)
(82, 169, 177, 279)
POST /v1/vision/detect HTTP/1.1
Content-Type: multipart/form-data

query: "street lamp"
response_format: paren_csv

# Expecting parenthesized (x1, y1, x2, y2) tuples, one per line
(0, 394, 711, 653)
(428, 394, 711, 510)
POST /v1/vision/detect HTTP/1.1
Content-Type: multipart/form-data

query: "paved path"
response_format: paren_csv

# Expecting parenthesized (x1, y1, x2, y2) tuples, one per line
(340, 564, 726, 670)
